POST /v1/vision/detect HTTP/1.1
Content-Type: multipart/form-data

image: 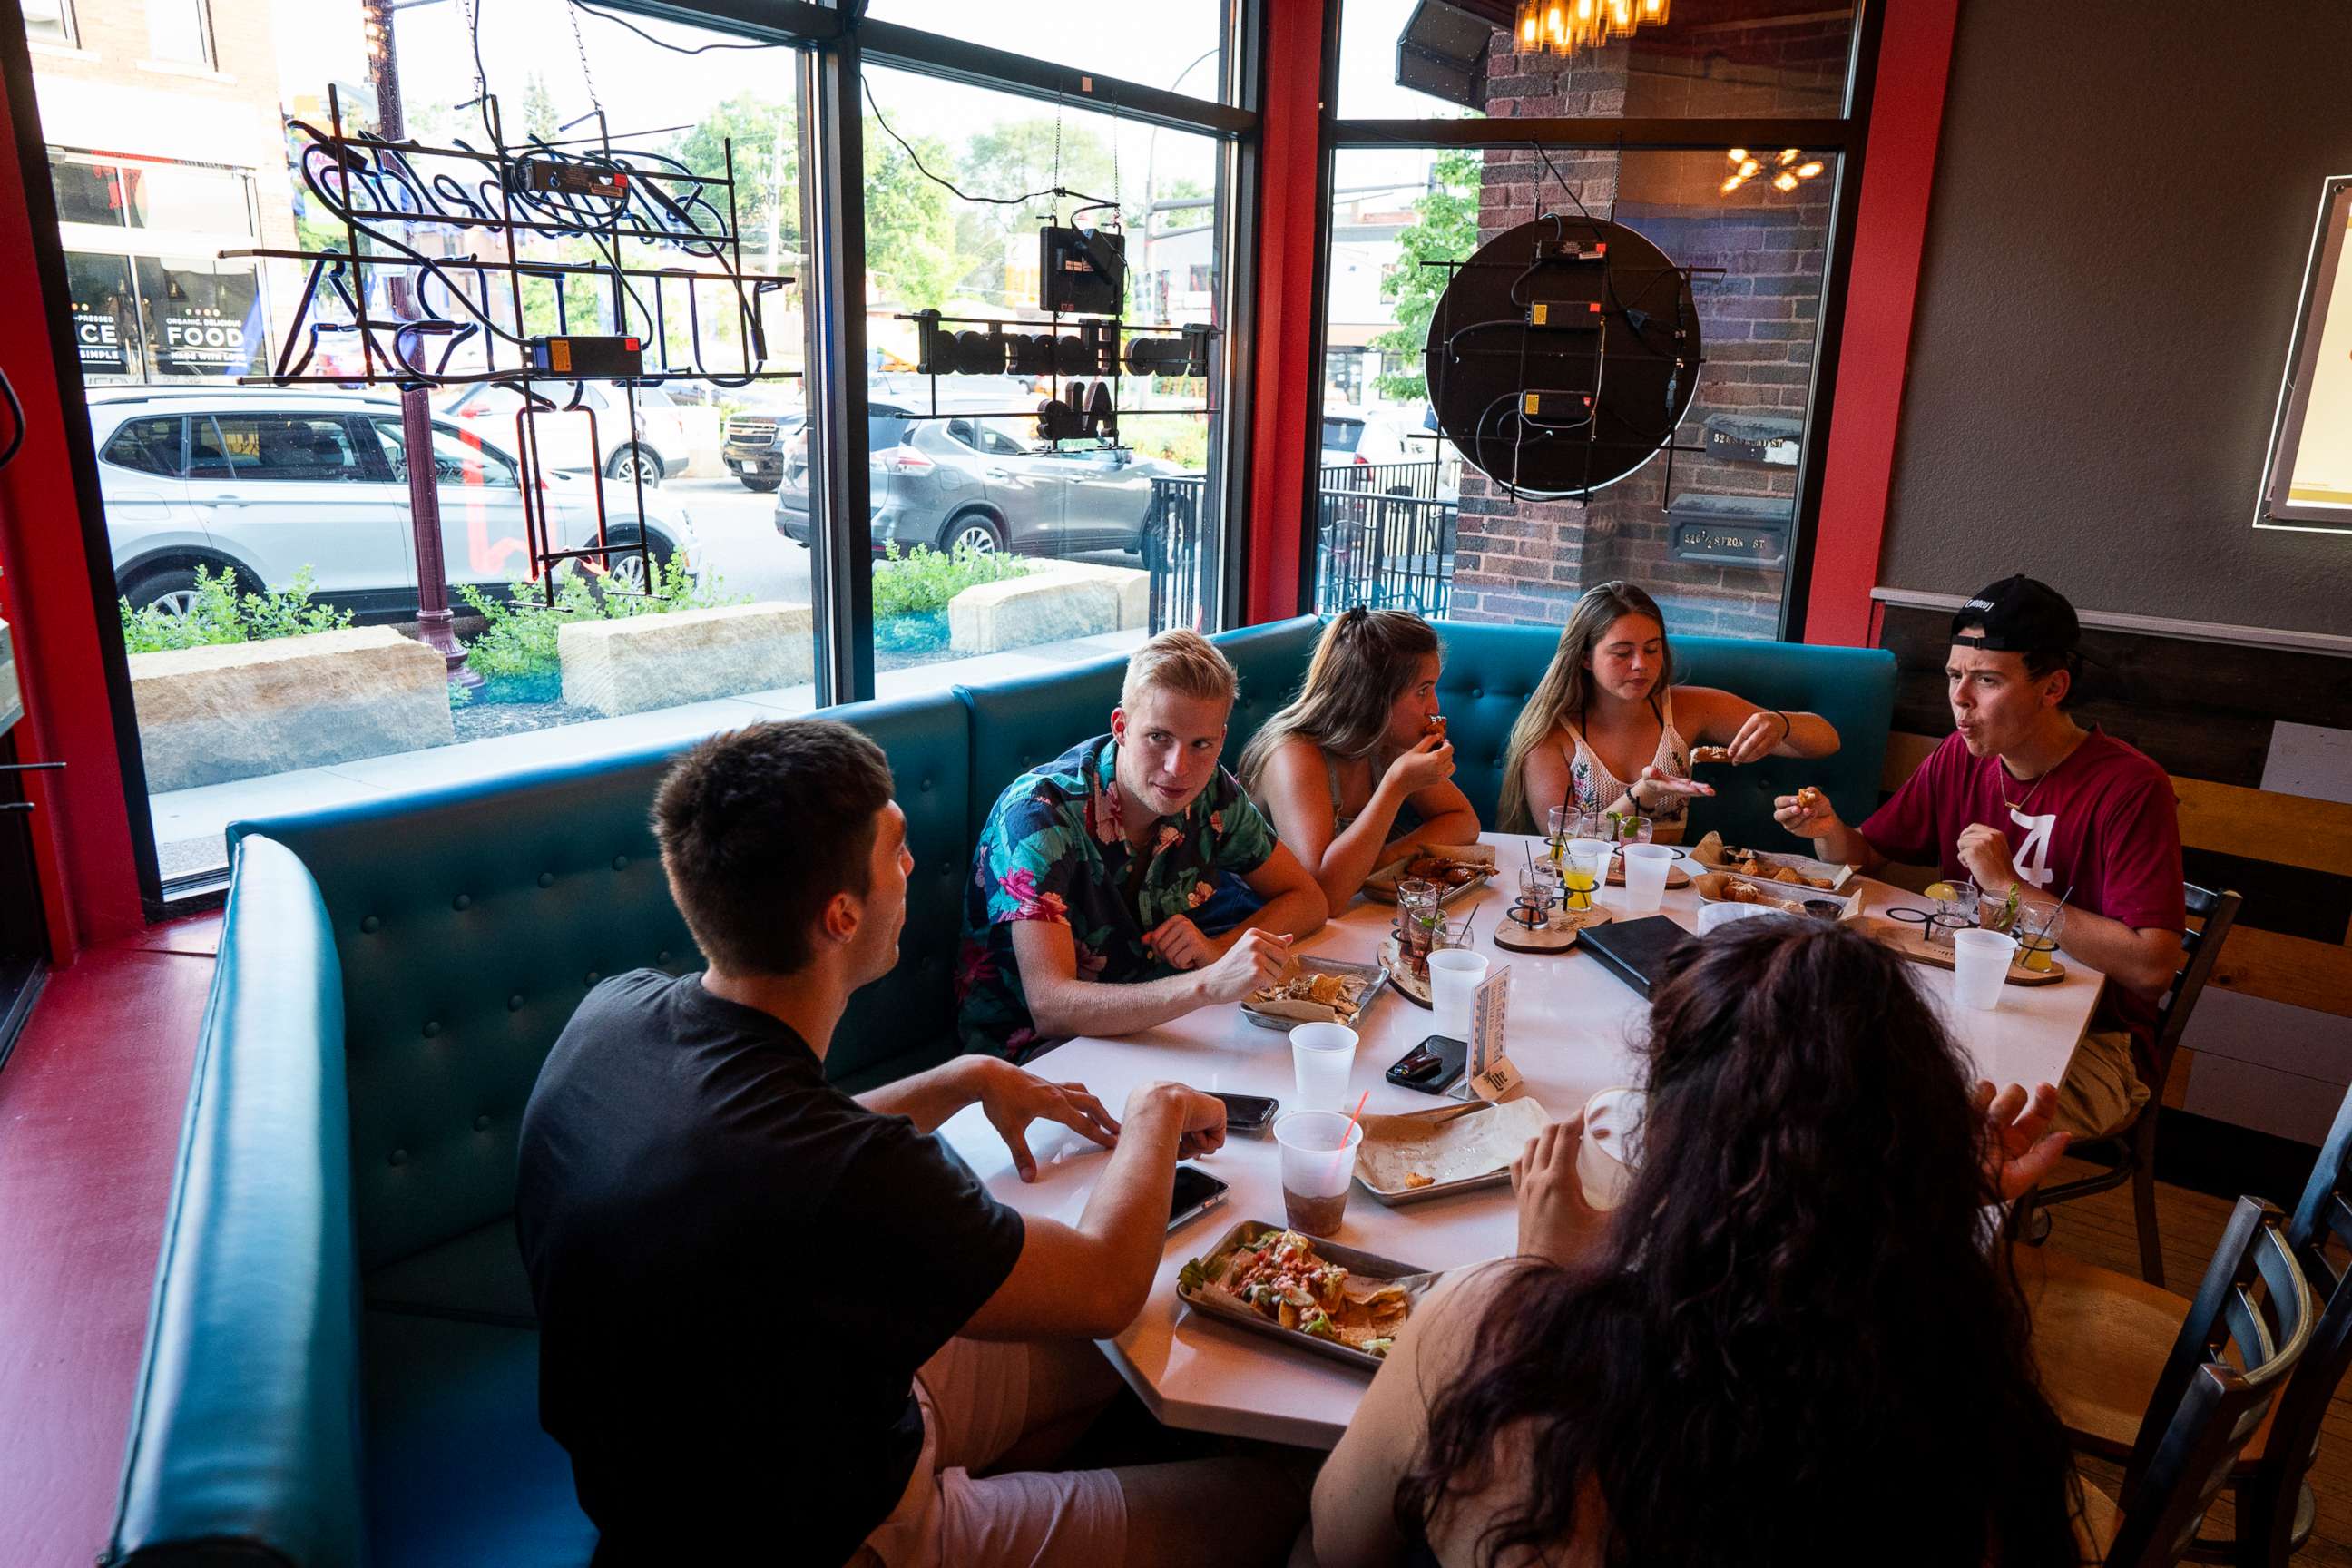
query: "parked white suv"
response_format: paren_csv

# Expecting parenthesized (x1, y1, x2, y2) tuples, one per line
(90, 387, 701, 620)
(436, 381, 692, 485)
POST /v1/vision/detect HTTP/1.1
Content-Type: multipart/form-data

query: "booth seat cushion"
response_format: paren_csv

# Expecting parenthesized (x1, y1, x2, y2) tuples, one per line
(363, 1309, 595, 1566)
(1431, 622, 1895, 848)
(1210, 616, 1324, 773)
(365, 1216, 536, 1327)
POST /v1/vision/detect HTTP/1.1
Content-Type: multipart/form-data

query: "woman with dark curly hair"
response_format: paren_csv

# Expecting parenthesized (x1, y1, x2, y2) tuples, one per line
(1309, 917, 2081, 1568)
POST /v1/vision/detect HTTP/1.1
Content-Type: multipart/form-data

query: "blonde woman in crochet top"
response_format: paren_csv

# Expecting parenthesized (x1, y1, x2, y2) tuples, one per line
(1498, 583, 1843, 843)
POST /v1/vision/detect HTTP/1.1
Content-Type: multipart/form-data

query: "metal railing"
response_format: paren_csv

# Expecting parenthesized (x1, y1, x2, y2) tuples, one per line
(1145, 461, 1459, 631)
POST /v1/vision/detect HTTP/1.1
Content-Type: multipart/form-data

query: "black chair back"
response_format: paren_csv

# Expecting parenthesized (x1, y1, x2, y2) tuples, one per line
(2147, 884, 2241, 1093)
(2105, 1198, 2316, 1567)
(2229, 1084, 2352, 1566)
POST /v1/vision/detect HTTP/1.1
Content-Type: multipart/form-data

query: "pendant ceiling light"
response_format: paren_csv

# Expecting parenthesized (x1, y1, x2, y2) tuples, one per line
(1513, 0, 1669, 58)
(1720, 146, 1826, 196)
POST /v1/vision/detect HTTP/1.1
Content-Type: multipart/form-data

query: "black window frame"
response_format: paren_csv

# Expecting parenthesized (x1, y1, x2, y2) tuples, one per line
(1312, 0, 1885, 642)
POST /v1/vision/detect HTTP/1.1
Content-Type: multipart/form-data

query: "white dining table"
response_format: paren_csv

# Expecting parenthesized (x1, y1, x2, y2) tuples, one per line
(934, 832, 2109, 1449)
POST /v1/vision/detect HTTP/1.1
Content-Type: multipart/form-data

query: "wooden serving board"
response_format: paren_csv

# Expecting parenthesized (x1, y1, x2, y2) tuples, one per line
(1377, 936, 1434, 1006)
(1493, 903, 1612, 954)
(1850, 915, 2068, 986)
(1603, 858, 1692, 889)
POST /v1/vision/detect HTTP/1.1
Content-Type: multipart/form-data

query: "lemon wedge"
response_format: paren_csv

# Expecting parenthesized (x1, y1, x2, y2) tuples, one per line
(1922, 881, 1958, 901)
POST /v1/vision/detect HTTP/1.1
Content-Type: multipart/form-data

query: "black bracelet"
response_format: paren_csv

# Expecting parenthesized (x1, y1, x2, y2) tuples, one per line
(1775, 710, 1792, 747)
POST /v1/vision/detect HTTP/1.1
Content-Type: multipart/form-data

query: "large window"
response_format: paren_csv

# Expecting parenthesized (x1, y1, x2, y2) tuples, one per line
(24, 0, 76, 46)
(144, 0, 213, 66)
(857, 64, 1230, 687)
(1316, 1, 1865, 640)
(37, 0, 1248, 897)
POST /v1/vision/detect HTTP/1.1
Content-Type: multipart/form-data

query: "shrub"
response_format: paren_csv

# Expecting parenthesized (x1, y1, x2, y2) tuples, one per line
(119, 564, 353, 654)
(457, 555, 748, 703)
(870, 542, 1028, 620)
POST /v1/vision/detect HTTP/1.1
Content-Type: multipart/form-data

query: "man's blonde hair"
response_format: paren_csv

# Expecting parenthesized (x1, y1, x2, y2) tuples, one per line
(1121, 628, 1238, 711)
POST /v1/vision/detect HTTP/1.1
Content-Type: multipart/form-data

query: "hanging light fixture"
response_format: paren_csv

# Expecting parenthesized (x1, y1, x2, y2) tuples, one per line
(1721, 146, 1827, 197)
(1514, 0, 1667, 58)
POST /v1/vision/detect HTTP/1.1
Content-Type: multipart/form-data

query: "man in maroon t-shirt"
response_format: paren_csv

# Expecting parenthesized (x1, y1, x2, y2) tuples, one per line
(1773, 576, 2186, 1138)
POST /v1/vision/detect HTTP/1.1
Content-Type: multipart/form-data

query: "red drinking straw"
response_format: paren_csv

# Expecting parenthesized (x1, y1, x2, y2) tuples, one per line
(1328, 1088, 1371, 1181)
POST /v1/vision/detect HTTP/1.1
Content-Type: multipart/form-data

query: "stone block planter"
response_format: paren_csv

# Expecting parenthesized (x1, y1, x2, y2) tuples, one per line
(558, 602, 815, 717)
(948, 564, 1149, 655)
(131, 627, 455, 792)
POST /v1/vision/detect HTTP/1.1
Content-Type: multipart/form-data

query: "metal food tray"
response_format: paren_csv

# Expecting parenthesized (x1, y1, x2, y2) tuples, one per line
(1355, 1102, 1518, 1205)
(1361, 849, 1498, 906)
(1695, 843, 1854, 893)
(1240, 957, 1391, 1032)
(1173, 1219, 1442, 1373)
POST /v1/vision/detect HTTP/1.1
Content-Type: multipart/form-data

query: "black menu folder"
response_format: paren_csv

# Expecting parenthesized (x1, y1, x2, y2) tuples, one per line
(1578, 915, 1698, 999)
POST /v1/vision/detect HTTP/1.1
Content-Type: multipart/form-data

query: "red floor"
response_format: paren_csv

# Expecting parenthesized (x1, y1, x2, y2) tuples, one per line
(0, 912, 220, 1568)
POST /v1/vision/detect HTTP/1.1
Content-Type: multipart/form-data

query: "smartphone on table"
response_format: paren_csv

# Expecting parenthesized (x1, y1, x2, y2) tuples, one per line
(1168, 1164, 1230, 1232)
(1209, 1091, 1279, 1135)
(1386, 1034, 1467, 1094)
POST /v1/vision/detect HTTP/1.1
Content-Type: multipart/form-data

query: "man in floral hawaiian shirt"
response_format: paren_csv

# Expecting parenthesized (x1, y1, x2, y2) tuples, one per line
(959, 630, 1328, 1060)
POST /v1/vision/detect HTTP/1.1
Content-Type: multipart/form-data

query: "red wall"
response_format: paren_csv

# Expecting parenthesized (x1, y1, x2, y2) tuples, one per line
(1802, 0, 1961, 645)
(1242, 0, 1328, 624)
(0, 44, 146, 957)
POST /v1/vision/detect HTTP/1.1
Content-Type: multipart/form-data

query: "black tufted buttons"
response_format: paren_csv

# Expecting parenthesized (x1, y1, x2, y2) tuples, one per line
(389, 1148, 407, 1167)
(611, 855, 629, 872)
(656, 949, 671, 965)
(585, 970, 603, 986)
(452, 894, 472, 911)
(919, 776, 935, 792)
(537, 871, 555, 888)
(423, 1020, 442, 1038)
(474, 1114, 492, 1132)
(360, 916, 381, 934)
(1471, 687, 1485, 700)
(508, 994, 525, 1012)
(939, 860, 955, 877)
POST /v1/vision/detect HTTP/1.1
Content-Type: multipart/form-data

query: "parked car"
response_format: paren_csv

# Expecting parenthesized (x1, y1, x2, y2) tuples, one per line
(773, 402, 1182, 557)
(720, 407, 805, 493)
(436, 381, 691, 486)
(1320, 405, 1418, 470)
(89, 387, 702, 622)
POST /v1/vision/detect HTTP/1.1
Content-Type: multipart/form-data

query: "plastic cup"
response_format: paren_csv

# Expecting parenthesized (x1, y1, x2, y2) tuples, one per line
(1427, 948, 1488, 1039)
(1289, 1022, 1359, 1112)
(1620, 843, 1675, 914)
(1578, 1087, 1645, 1210)
(1951, 928, 2017, 1010)
(1274, 1110, 1366, 1237)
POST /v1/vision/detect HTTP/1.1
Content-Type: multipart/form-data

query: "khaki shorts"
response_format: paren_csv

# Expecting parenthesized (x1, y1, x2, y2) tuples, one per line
(2054, 1028, 2151, 1142)
(849, 1338, 1127, 1568)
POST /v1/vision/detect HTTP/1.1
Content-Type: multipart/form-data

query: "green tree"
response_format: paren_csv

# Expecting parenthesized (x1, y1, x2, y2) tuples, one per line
(862, 115, 963, 310)
(671, 93, 799, 266)
(522, 72, 557, 142)
(950, 118, 1117, 304)
(1370, 149, 1480, 402)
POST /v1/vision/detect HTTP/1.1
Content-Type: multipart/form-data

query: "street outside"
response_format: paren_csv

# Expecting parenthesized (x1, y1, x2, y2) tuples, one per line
(658, 471, 1144, 603)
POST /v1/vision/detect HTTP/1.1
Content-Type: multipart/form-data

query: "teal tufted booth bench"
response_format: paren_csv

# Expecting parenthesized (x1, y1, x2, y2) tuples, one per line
(107, 616, 1890, 1566)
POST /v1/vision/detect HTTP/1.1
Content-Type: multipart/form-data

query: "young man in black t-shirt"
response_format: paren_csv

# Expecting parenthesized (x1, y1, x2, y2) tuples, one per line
(516, 720, 1306, 1567)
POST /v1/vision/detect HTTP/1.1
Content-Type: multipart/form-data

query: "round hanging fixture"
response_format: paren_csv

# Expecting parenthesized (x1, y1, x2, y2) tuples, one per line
(1426, 214, 1701, 500)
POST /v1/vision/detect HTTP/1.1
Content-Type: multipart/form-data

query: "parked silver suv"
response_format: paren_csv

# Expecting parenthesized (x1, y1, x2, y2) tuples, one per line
(773, 401, 1181, 556)
(90, 387, 702, 620)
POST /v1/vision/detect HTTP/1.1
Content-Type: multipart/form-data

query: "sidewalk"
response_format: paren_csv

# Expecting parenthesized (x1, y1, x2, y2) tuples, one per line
(151, 628, 1150, 882)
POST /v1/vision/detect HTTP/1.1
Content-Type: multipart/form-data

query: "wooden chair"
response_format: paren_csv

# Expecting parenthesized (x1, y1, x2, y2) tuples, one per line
(2062, 1196, 2316, 1566)
(2024, 882, 2242, 1286)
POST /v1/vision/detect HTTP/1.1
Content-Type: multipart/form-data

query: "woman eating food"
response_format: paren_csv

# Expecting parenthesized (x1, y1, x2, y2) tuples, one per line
(1309, 917, 2082, 1568)
(1498, 582, 1840, 841)
(1239, 608, 1481, 910)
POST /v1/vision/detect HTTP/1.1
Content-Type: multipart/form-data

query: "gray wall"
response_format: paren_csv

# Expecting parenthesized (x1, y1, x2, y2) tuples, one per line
(1880, 0, 2352, 635)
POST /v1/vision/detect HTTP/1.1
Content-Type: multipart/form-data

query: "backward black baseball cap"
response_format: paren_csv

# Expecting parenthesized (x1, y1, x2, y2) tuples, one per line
(1952, 574, 2079, 653)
